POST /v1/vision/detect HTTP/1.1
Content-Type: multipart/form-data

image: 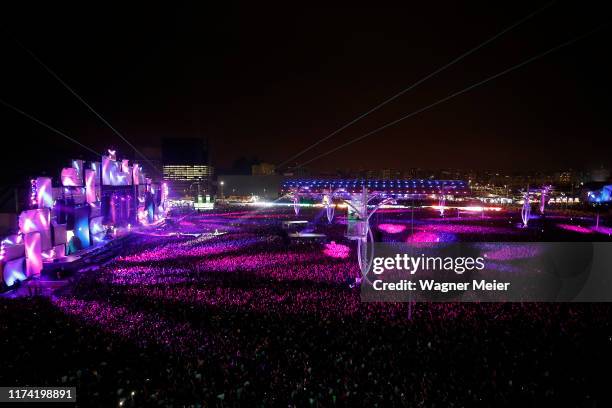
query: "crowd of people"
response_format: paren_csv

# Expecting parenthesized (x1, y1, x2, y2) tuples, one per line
(1, 208, 612, 406)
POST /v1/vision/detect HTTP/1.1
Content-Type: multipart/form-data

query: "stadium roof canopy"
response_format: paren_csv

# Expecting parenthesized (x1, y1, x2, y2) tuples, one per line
(281, 179, 470, 196)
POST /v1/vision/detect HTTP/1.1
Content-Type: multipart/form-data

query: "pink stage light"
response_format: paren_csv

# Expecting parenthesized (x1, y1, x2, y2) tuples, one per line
(407, 231, 442, 243)
(378, 223, 407, 234)
(323, 241, 350, 259)
(593, 226, 612, 235)
(556, 224, 592, 234)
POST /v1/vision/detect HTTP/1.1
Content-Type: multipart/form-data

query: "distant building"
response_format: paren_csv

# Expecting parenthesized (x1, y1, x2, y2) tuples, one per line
(161, 138, 214, 198)
(252, 162, 276, 176)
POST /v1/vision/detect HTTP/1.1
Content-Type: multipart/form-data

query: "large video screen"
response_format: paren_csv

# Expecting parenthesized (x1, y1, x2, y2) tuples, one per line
(71, 159, 84, 185)
(35, 177, 54, 208)
(74, 205, 91, 249)
(18, 208, 52, 251)
(102, 155, 130, 186)
(24, 231, 42, 277)
(61, 167, 82, 187)
(85, 169, 97, 203)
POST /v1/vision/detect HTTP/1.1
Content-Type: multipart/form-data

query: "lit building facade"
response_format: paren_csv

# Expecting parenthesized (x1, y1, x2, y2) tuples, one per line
(161, 138, 213, 198)
(162, 165, 214, 198)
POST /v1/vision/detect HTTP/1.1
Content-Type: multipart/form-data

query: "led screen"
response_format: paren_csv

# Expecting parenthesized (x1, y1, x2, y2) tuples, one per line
(89, 216, 105, 244)
(19, 209, 52, 251)
(85, 169, 97, 203)
(72, 159, 84, 185)
(3, 257, 26, 287)
(25, 231, 42, 277)
(91, 161, 101, 184)
(132, 164, 140, 185)
(1, 235, 24, 261)
(102, 156, 130, 186)
(35, 177, 54, 209)
(74, 205, 91, 249)
(61, 167, 81, 187)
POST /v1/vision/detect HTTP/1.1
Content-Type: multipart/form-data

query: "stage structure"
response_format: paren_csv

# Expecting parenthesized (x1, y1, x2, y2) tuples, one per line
(282, 179, 470, 197)
(345, 187, 396, 282)
(1, 148, 168, 289)
(588, 185, 612, 204)
(540, 185, 552, 214)
(288, 187, 314, 217)
(292, 192, 301, 216)
(521, 190, 532, 228)
(323, 192, 335, 223)
(287, 185, 395, 284)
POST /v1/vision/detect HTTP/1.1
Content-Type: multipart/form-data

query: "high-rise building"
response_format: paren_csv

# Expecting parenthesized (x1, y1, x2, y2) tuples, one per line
(161, 138, 214, 198)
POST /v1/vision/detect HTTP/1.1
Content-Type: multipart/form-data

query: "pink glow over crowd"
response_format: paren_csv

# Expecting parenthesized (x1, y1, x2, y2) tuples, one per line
(2, 206, 612, 406)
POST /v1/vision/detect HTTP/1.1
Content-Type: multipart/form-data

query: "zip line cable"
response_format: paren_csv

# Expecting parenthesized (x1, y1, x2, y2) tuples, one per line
(277, 1, 556, 169)
(293, 23, 609, 169)
(0, 98, 101, 156)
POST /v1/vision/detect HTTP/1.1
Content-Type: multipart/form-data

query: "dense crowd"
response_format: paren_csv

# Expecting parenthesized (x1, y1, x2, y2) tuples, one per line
(1, 208, 612, 407)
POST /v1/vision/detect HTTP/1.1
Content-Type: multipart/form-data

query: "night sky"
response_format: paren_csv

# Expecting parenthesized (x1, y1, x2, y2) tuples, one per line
(1, 2, 611, 185)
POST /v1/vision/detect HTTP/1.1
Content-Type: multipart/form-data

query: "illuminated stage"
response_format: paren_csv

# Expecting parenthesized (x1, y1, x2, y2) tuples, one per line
(1, 149, 169, 290)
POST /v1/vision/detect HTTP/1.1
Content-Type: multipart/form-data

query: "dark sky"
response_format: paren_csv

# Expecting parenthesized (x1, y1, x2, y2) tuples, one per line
(1, 1, 611, 184)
